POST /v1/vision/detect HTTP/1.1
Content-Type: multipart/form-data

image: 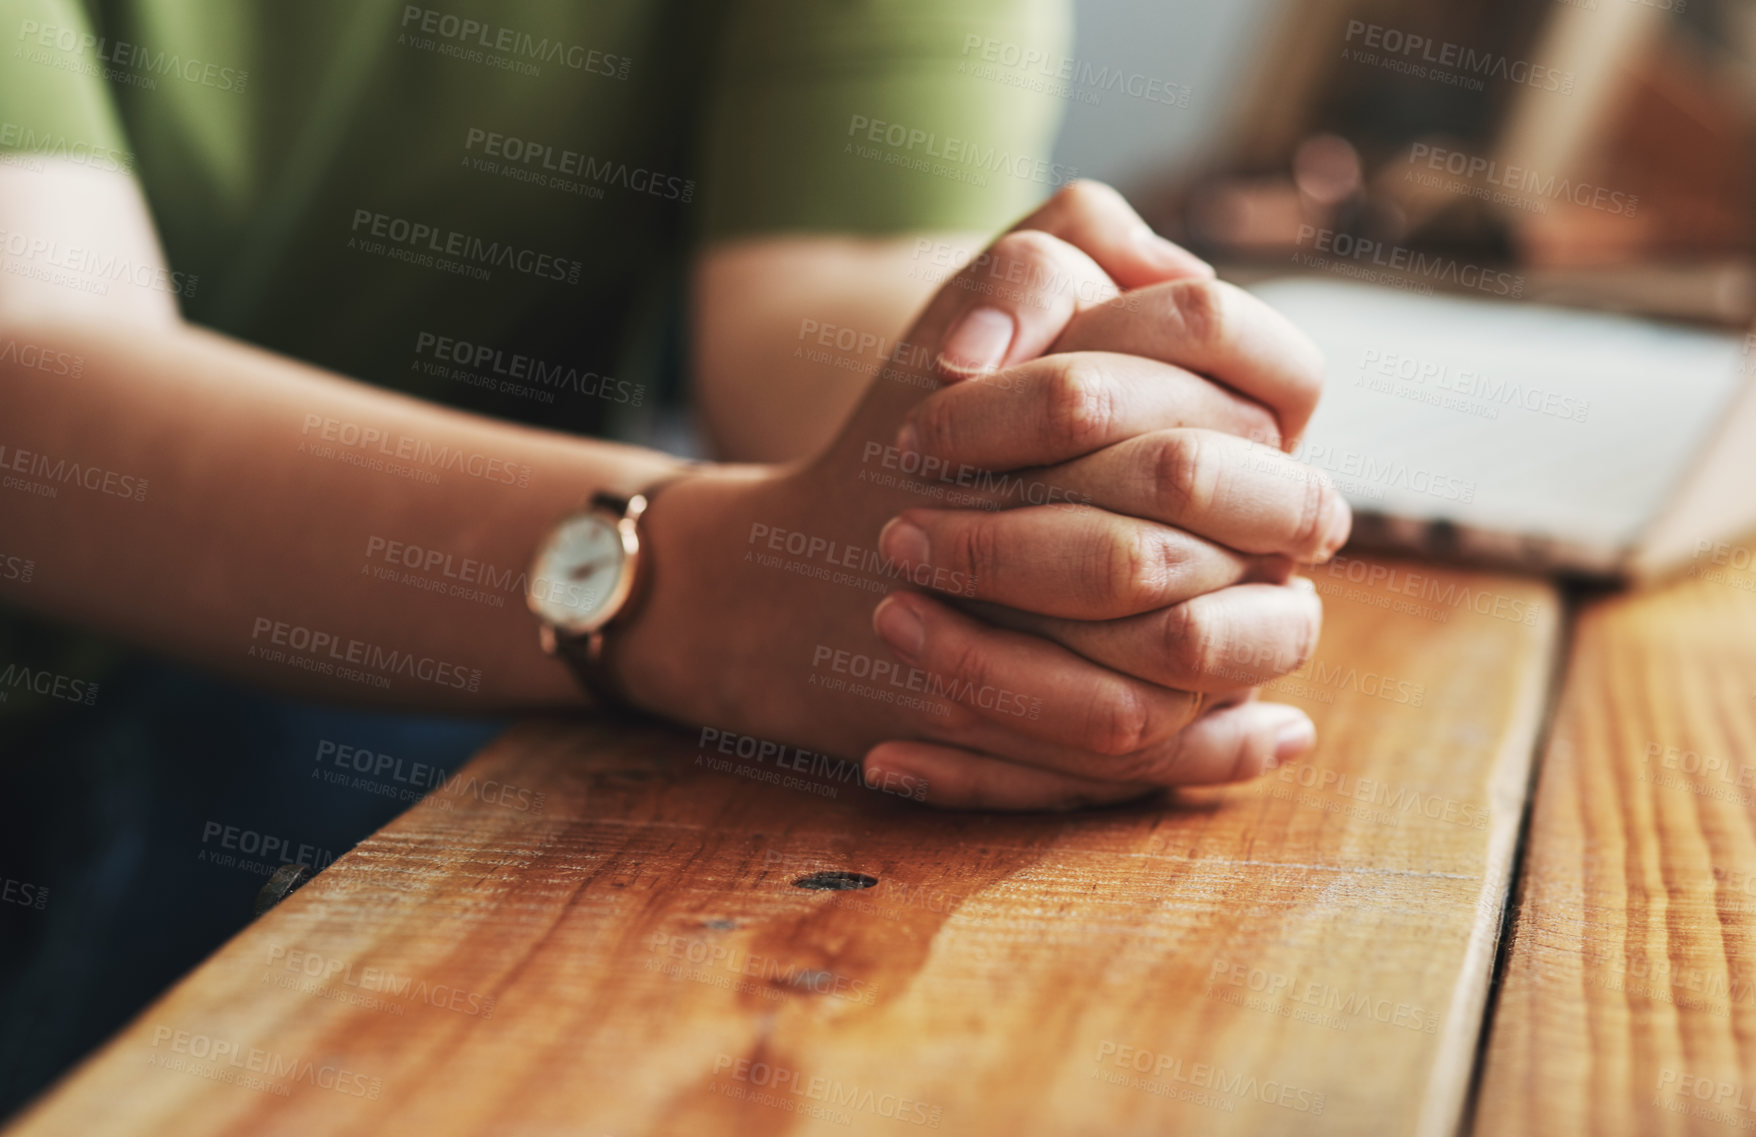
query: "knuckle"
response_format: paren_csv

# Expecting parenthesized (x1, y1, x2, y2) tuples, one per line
(1112, 732, 1199, 785)
(938, 631, 994, 700)
(1084, 681, 1152, 757)
(1251, 612, 1318, 682)
(982, 229, 1086, 313)
(1043, 358, 1114, 453)
(913, 391, 962, 460)
(1108, 742, 1163, 784)
(1152, 431, 1216, 520)
(948, 517, 1004, 596)
(1161, 601, 1222, 681)
(1095, 524, 1174, 612)
(1289, 467, 1341, 557)
(1055, 178, 1126, 217)
(1168, 278, 1229, 351)
(989, 228, 1065, 273)
(1238, 403, 1283, 450)
(1223, 721, 1259, 783)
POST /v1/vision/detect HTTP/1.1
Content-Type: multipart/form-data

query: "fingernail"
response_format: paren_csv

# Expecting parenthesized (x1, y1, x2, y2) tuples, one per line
(1318, 492, 1351, 561)
(895, 422, 919, 462)
(879, 517, 930, 569)
(1271, 717, 1316, 769)
(1132, 224, 1214, 277)
(873, 595, 926, 661)
(936, 306, 1014, 378)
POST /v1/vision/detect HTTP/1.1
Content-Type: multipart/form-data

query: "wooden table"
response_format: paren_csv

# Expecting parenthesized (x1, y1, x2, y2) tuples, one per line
(6, 548, 1753, 1136)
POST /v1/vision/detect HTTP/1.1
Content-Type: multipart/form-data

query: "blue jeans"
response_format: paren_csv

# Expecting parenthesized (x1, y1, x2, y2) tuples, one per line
(0, 656, 503, 1118)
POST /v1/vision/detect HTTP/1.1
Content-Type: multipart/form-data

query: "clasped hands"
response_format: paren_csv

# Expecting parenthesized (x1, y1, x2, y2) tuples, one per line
(618, 181, 1350, 811)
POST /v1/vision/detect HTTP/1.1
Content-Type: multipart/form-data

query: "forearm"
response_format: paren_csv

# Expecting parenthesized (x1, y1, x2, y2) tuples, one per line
(691, 232, 981, 463)
(0, 316, 683, 711)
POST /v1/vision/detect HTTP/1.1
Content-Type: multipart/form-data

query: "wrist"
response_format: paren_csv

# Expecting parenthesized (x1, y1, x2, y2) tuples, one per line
(608, 462, 781, 728)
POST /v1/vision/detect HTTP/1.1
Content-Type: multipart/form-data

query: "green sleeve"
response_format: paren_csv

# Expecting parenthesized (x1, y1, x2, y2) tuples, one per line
(0, 0, 133, 171)
(698, 0, 1074, 240)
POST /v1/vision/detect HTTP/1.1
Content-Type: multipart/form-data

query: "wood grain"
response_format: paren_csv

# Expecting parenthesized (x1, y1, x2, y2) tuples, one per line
(1475, 548, 1756, 1136)
(7, 558, 1558, 1137)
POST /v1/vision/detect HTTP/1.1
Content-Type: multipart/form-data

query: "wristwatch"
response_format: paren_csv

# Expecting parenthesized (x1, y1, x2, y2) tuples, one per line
(526, 486, 662, 710)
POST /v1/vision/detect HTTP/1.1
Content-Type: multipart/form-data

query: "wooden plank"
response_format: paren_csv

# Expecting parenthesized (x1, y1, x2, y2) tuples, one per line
(7, 557, 1558, 1137)
(1475, 547, 1756, 1136)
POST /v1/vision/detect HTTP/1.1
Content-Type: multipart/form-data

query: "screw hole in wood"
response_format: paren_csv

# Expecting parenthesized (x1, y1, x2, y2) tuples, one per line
(792, 871, 878, 891)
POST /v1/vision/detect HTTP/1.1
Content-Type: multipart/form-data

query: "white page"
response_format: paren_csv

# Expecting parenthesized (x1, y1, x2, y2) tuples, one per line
(1250, 278, 1749, 550)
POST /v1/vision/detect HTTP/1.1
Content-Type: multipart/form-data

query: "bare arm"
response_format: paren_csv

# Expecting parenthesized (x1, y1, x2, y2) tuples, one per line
(0, 162, 680, 711)
(0, 164, 973, 707)
(690, 232, 980, 463)
(1, 163, 1343, 809)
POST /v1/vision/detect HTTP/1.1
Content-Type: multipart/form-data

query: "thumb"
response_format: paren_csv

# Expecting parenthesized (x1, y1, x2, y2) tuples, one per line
(1010, 180, 1214, 291)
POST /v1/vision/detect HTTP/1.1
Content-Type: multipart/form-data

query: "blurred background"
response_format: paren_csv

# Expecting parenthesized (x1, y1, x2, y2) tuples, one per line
(1061, 0, 1756, 323)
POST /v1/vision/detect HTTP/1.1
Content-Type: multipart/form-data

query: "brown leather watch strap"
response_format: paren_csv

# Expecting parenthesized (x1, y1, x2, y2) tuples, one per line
(554, 625, 647, 717)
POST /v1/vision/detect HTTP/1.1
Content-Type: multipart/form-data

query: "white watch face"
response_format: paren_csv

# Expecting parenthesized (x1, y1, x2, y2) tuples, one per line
(529, 513, 628, 633)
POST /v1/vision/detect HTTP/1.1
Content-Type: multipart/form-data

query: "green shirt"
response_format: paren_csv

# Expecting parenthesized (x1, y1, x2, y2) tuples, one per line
(0, 0, 1072, 721)
(3, 0, 1070, 430)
